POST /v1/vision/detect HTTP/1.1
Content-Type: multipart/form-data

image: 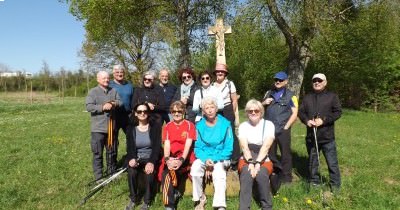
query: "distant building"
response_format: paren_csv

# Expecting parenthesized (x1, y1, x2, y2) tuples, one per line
(0, 71, 32, 78)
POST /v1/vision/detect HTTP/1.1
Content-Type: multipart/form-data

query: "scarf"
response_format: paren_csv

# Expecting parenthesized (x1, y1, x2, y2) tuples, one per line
(180, 80, 194, 97)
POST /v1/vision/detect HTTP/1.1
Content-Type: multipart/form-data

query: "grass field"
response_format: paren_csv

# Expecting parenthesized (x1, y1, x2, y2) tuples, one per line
(0, 92, 399, 210)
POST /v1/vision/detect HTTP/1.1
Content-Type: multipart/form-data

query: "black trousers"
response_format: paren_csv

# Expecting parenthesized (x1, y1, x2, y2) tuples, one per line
(113, 112, 130, 158)
(127, 159, 155, 205)
(218, 103, 240, 162)
(306, 140, 341, 188)
(90, 132, 118, 180)
(269, 128, 292, 182)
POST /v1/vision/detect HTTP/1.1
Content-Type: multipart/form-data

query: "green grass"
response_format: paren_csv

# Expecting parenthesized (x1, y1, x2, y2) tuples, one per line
(0, 92, 399, 209)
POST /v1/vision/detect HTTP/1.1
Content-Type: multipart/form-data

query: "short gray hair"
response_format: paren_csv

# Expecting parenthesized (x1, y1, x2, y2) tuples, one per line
(201, 96, 218, 110)
(97, 70, 109, 79)
(113, 64, 125, 71)
(143, 70, 156, 79)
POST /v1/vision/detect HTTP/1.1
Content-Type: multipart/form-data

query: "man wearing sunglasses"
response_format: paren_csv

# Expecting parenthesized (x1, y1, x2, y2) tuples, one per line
(298, 73, 342, 193)
(261, 71, 298, 184)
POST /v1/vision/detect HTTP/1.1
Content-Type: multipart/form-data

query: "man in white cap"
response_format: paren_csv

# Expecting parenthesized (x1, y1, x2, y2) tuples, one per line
(298, 73, 342, 192)
(262, 70, 298, 184)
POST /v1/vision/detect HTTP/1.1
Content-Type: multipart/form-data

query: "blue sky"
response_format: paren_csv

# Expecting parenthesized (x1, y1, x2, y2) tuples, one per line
(0, 0, 85, 74)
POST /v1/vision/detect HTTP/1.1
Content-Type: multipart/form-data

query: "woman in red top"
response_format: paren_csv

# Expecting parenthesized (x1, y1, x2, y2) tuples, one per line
(160, 101, 196, 210)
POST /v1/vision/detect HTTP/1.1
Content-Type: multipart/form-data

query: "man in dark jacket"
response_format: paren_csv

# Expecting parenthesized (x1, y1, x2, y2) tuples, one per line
(158, 68, 177, 124)
(298, 73, 342, 192)
(262, 71, 298, 183)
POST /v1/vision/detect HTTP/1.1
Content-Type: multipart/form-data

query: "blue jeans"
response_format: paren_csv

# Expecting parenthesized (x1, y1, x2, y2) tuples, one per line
(306, 140, 341, 188)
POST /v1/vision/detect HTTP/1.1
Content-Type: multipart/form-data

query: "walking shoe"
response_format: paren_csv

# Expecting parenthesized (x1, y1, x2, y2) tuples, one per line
(216, 207, 226, 210)
(125, 200, 135, 210)
(140, 203, 150, 210)
(194, 194, 207, 210)
(165, 206, 175, 210)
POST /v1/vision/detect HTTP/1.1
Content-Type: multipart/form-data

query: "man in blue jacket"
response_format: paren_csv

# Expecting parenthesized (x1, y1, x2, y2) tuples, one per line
(109, 64, 134, 163)
(262, 71, 298, 184)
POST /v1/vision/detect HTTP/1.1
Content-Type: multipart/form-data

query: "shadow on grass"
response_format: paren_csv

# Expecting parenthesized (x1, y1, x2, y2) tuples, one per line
(292, 151, 309, 181)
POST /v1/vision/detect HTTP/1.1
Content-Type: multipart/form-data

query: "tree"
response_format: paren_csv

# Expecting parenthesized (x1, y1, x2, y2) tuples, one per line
(161, 0, 227, 69)
(67, 0, 165, 80)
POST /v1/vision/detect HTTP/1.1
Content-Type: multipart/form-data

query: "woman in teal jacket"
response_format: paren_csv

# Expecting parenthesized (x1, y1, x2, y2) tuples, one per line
(190, 96, 233, 210)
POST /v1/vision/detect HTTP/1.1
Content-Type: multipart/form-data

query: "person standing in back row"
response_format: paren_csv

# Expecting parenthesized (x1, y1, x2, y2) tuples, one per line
(159, 68, 177, 124)
(262, 71, 298, 184)
(86, 71, 122, 180)
(212, 63, 240, 168)
(298, 73, 342, 192)
(109, 64, 134, 161)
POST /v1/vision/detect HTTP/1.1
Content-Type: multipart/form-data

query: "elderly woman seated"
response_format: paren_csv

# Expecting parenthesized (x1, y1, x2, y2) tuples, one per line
(238, 99, 275, 210)
(190, 96, 233, 210)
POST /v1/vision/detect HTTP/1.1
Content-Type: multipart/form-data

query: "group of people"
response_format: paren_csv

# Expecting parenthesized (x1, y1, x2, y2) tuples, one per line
(85, 63, 342, 210)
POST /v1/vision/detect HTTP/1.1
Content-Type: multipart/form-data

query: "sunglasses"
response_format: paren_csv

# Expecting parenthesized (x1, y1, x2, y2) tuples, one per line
(274, 78, 284, 83)
(172, 110, 184, 114)
(215, 71, 225, 75)
(312, 78, 323, 83)
(144, 78, 153, 82)
(201, 76, 210, 81)
(182, 75, 192, 80)
(136, 110, 148, 114)
(246, 109, 261, 114)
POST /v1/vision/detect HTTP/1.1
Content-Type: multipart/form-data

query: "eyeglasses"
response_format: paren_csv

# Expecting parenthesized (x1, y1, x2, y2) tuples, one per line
(136, 110, 148, 114)
(274, 78, 284, 83)
(172, 110, 184, 114)
(201, 76, 210, 81)
(312, 78, 323, 83)
(182, 75, 192, 80)
(144, 78, 153, 82)
(246, 109, 261, 114)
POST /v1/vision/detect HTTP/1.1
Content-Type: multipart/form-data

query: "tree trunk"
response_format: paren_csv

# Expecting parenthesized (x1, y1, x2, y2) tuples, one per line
(177, 1, 191, 69)
(266, 0, 312, 97)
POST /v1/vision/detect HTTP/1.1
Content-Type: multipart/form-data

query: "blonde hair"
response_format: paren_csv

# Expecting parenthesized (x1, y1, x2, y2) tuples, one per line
(245, 99, 265, 117)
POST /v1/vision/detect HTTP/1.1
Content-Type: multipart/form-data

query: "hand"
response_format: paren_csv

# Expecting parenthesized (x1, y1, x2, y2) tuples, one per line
(102, 102, 113, 111)
(307, 120, 316, 127)
(251, 163, 261, 178)
(172, 158, 183, 170)
(147, 102, 155, 110)
(144, 162, 154, 174)
(205, 170, 212, 183)
(315, 118, 323, 127)
(180, 97, 188, 104)
(128, 159, 138, 167)
(263, 98, 274, 105)
(248, 163, 255, 178)
(166, 158, 175, 170)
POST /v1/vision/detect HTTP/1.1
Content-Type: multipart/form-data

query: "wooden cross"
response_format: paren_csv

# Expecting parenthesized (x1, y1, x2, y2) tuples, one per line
(208, 18, 232, 64)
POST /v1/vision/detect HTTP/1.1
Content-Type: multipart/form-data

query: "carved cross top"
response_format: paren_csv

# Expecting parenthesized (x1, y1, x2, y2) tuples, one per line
(208, 18, 232, 64)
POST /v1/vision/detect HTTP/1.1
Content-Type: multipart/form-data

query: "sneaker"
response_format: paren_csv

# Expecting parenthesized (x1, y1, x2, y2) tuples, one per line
(194, 194, 207, 210)
(165, 207, 175, 210)
(125, 200, 135, 210)
(216, 207, 226, 210)
(140, 203, 150, 210)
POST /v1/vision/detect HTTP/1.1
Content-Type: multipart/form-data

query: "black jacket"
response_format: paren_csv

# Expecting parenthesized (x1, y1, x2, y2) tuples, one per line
(131, 85, 167, 113)
(126, 123, 161, 164)
(298, 89, 342, 143)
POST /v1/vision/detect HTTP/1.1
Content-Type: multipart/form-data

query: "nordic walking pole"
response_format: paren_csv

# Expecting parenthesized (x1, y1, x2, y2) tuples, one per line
(79, 167, 127, 206)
